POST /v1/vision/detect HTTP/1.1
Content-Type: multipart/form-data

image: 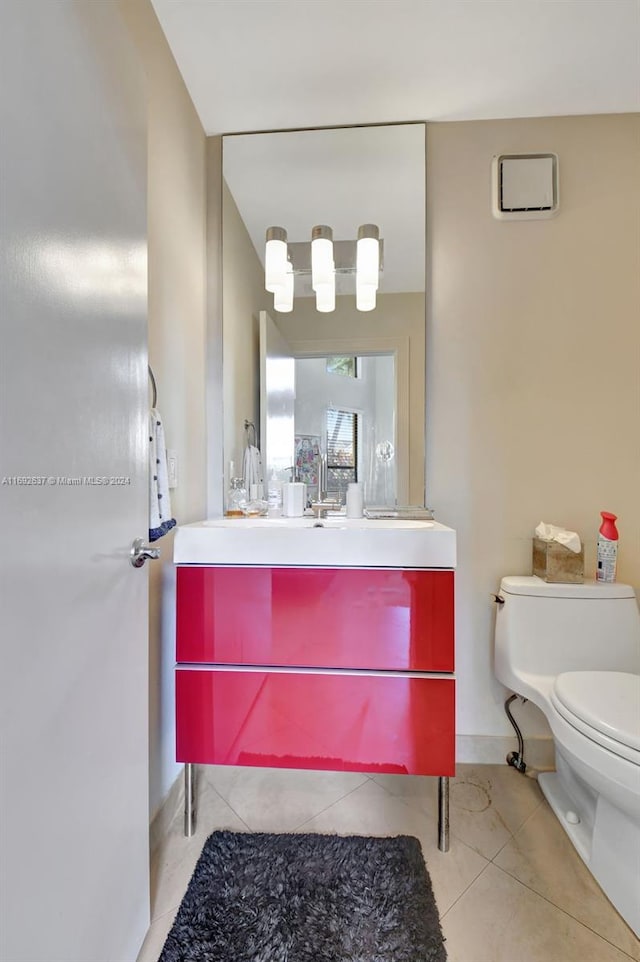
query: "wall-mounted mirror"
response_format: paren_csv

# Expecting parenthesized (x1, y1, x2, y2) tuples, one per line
(222, 122, 426, 506)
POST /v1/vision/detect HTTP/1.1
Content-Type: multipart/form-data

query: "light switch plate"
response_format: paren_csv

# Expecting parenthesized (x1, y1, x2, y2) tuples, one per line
(167, 449, 178, 489)
(492, 153, 559, 220)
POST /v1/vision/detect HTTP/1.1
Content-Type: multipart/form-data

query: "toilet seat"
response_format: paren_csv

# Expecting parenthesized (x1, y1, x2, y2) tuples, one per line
(551, 671, 640, 765)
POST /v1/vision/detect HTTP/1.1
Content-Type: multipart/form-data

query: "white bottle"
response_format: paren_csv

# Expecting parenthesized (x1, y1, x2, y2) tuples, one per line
(346, 482, 364, 519)
(267, 470, 283, 518)
(282, 481, 306, 517)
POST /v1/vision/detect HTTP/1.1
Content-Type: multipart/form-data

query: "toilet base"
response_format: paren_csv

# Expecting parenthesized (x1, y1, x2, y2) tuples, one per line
(539, 769, 640, 937)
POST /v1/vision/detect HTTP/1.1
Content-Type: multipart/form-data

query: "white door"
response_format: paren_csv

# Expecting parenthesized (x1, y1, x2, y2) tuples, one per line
(0, 5, 150, 961)
(259, 311, 296, 482)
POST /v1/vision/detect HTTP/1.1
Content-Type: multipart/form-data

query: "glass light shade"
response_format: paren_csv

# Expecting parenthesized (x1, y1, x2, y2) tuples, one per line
(273, 268, 294, 312)
(315, 279, 335, 313)
(356, 282, 377, 312)
(356, 226, 380, 289)
(265, 229, 288, 293)
(311, 226, 334, 291)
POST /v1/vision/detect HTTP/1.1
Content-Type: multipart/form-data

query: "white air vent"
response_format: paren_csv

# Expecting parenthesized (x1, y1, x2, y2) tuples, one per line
(492, 153, 559, 220)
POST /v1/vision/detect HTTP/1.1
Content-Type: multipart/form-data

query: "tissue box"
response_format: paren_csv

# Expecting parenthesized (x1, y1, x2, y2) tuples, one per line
(532, 538, 584, 583)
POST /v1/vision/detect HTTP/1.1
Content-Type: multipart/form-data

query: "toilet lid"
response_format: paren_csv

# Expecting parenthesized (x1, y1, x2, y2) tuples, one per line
(552, 672, 640, 753)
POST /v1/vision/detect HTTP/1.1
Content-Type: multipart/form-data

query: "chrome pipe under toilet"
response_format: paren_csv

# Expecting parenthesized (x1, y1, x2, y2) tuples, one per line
(504, 693, 528, 774)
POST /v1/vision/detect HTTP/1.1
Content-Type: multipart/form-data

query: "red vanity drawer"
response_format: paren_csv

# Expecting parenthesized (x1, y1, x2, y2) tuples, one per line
(176, 668, 455, 776)
(176, 567, 454, 672)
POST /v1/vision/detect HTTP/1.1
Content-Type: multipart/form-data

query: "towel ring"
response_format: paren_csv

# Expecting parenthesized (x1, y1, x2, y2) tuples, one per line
(148, 365, 158, 408)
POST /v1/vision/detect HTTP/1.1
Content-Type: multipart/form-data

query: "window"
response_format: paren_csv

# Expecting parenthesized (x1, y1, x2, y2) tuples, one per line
(326, 408, 357, 498)
(326, 356, 357, 378)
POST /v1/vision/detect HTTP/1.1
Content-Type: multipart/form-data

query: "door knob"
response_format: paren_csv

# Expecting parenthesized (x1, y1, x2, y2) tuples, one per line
(130, 538, 161, 568)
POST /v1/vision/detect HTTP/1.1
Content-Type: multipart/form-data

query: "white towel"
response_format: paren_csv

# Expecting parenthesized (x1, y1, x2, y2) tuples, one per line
(149, 408, 176, 542)
(243, 444, 263, 490)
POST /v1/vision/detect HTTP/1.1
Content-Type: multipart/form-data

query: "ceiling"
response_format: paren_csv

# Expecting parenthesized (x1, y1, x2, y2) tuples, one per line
(151, 0, 639, 135)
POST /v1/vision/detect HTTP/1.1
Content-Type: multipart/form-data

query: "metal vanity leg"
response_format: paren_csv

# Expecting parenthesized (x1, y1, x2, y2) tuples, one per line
(438, 776, 450, 852)
(184, 763, 196, 837)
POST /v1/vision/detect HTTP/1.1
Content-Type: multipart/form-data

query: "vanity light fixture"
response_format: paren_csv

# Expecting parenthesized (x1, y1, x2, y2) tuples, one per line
(273, 266, 294, 312)
(356, 224, 380, 284)
(264, 223, 381, 314)
(315, 282, 335, 313)
(356, 224, 380, 312)
(265, 226, 289, 293)
(311, 225, 335, 307)
(356, 283, 377, 312)
(311, 225, 336, 313)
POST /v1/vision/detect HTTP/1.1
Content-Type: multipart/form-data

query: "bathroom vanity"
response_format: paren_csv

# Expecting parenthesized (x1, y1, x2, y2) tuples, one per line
(174, 517, 456, 849)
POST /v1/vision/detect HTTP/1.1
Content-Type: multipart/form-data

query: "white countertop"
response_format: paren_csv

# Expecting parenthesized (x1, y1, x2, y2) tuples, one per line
(174, 516, 457, 569)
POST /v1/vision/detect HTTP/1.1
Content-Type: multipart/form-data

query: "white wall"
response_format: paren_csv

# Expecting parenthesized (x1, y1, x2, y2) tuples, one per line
(426, 114, 640, 744)
(121, 0, 207, 818)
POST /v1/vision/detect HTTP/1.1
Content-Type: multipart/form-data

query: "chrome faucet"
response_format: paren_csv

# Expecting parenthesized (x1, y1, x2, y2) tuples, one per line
(310, 499, 342, 519)
(310, 454, 342, 516)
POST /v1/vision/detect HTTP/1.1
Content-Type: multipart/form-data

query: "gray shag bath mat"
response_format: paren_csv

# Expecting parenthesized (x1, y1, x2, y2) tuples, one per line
(159, 830, 447, 962)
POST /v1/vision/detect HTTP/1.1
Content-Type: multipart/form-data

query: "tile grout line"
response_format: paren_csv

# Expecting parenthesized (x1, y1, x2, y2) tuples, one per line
(147, 904, 179, 929)
(489, 795, 638, 958)
(150, 776, 254, 924)
(168, 769, 637, 959)
(291, 776, 377, 832)
(152, 767, 638, 961)
(372, 775, 440, 822)
(439, 859, 494, 922)
(488, 797, 544, 864)
(202, 776, 254, 832)
(372, 776, 487, 854)
(349, 775, 498, 921)
(201, 770, 371, 833)
(486, 862, 638, 961)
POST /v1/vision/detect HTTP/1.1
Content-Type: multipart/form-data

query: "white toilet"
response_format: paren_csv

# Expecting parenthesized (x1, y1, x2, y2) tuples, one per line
(494, 575, 640, 936)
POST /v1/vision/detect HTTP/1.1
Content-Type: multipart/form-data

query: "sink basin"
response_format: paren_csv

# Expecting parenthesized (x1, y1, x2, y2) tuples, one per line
(174, 516, 456, 568)
(206, 516, 433, 530)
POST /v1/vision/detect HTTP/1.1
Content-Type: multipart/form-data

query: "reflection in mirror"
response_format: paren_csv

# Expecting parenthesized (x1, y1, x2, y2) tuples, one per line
(222, 122, 425, 508)
(294, 354, 396, 505)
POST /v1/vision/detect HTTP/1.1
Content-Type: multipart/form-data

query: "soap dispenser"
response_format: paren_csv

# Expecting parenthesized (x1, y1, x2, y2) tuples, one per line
(226, 478, 247, 517)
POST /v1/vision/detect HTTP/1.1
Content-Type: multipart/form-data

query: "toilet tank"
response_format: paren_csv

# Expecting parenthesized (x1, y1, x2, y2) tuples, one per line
(494, 576, 640, 694)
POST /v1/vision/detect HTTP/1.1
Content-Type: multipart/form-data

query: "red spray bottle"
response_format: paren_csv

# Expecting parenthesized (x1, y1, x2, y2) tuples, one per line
(596, 512, 618, 583)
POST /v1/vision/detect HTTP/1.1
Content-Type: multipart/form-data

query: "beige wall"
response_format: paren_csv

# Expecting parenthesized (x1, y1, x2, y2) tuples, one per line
(120, 0, 207, 816)
(222, 180, 268, 490)
(426, 114, 640, 741)
(276, 293, 426, 505)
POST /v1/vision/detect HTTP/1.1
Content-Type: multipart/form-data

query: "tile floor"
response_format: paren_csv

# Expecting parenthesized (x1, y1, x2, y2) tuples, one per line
(137, 763, 639, 962)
